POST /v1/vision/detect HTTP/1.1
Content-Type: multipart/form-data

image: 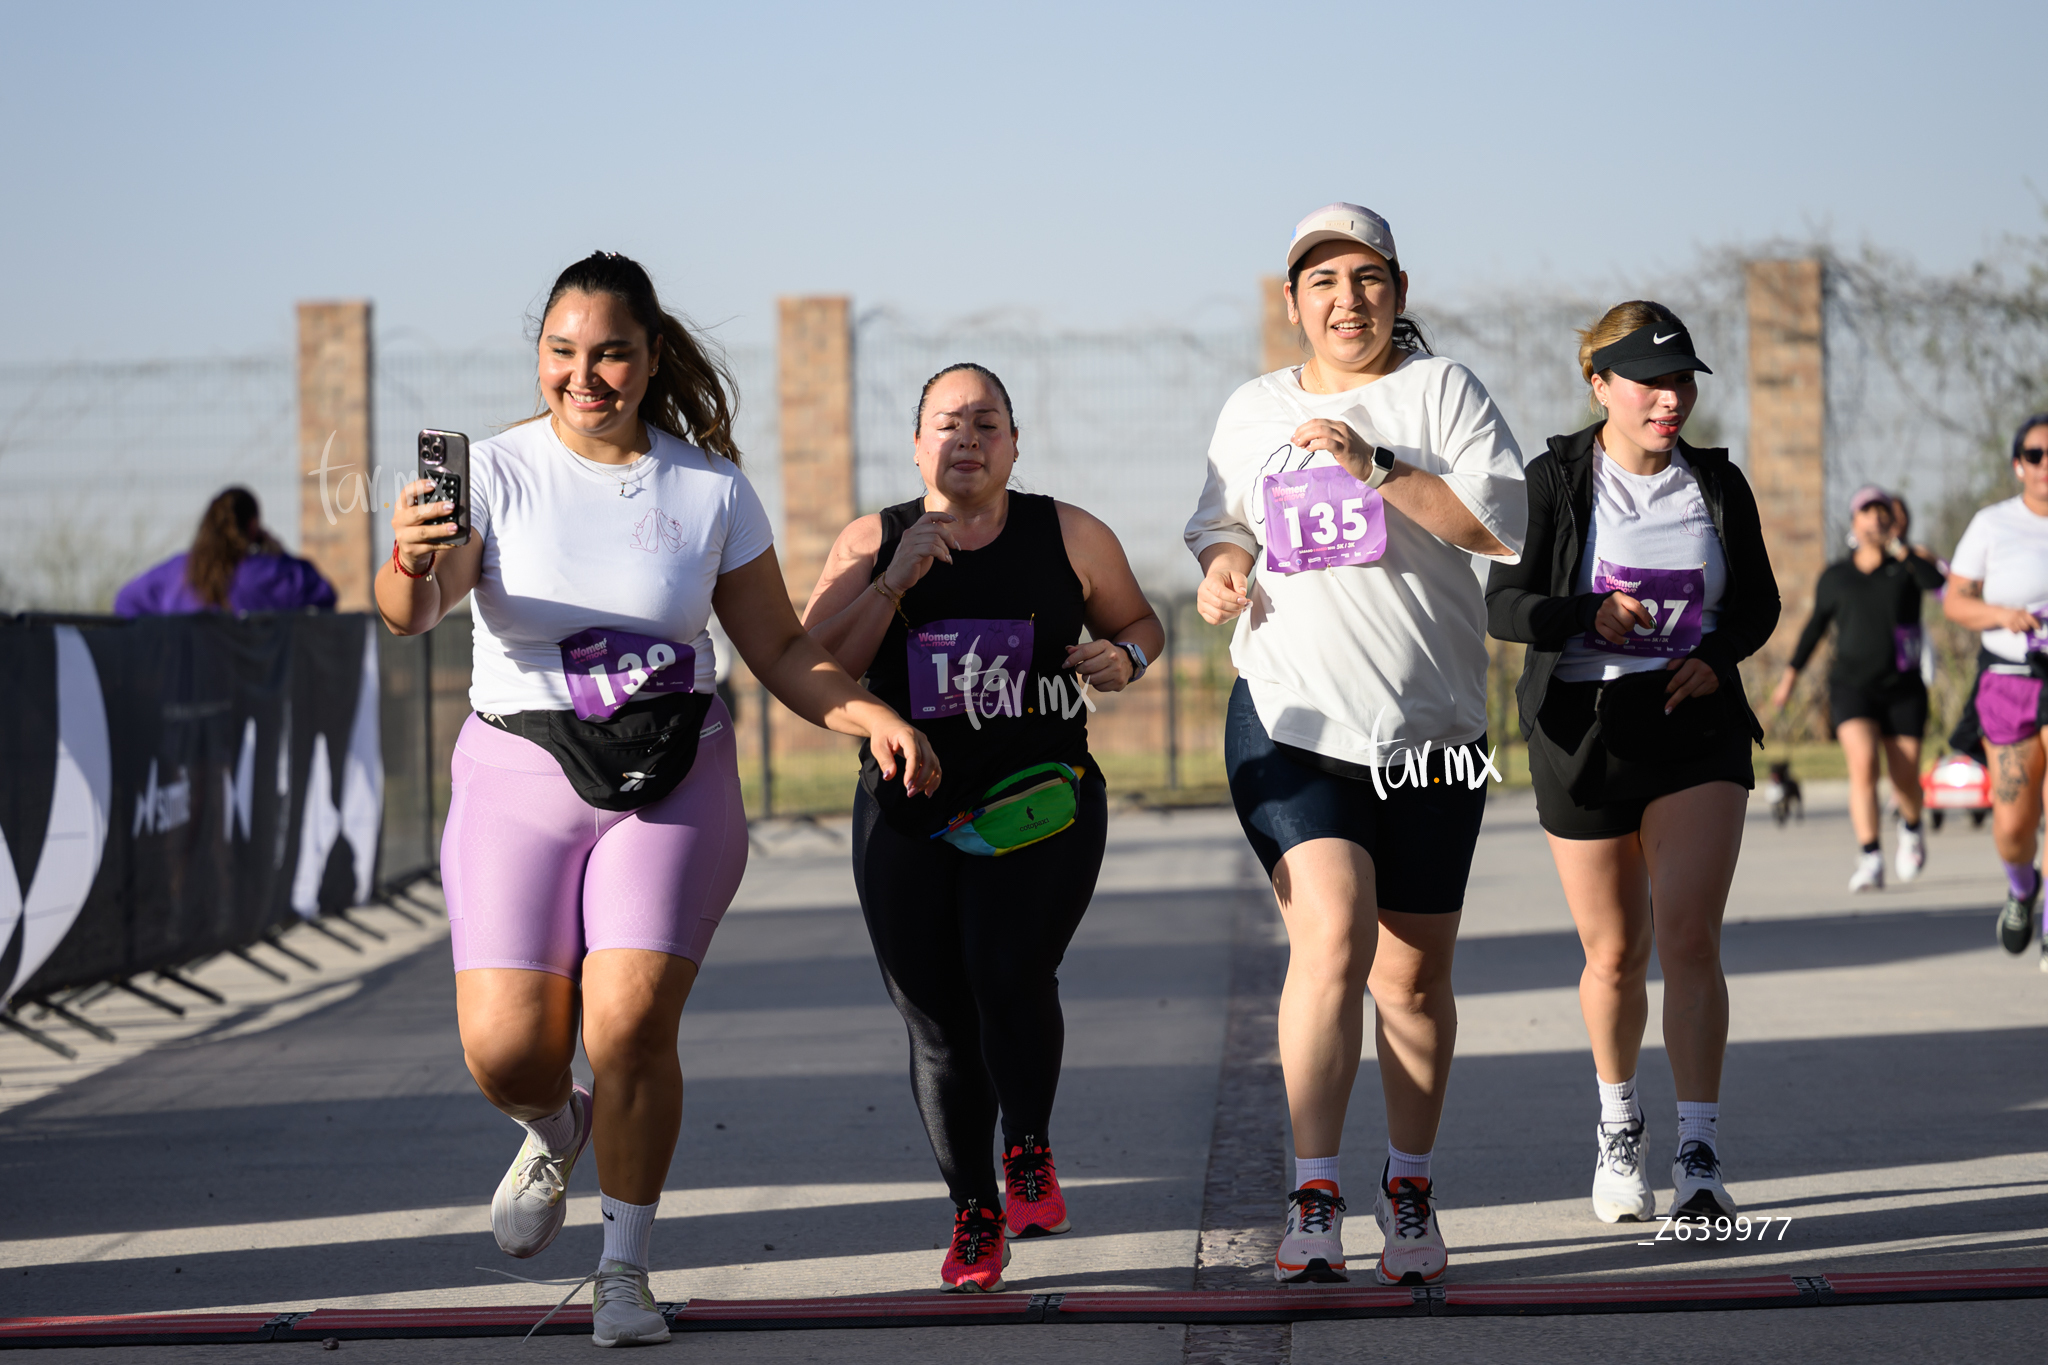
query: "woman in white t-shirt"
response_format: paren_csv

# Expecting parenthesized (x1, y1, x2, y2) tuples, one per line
(374, 253, 936, 1346)
(1944, 412, 2048, 962)
(1486, 301, 1779, 1230)
(1185, 204, 1527, 1288)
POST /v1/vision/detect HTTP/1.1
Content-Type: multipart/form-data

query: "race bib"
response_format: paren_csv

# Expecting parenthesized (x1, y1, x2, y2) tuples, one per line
(1893, 624, 1923, 673)
(906, 619, 1034, 720)
(1584, 561, 1706, 658)
(1261, 465, 1387, 575)
(2026, 602, 2048, 655)
(559, 627, 696, 721)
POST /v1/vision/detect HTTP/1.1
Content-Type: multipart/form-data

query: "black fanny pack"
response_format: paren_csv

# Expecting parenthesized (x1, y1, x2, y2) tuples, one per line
(1595, 668, 1731, 765)
(483, 690, 715, 811)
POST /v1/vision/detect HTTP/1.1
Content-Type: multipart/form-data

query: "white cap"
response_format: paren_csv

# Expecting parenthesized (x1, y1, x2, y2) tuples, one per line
(1286, 203, 1397, 272)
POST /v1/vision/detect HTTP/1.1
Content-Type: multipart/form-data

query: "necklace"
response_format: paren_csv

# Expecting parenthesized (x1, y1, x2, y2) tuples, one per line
(552, 418, 653, 496)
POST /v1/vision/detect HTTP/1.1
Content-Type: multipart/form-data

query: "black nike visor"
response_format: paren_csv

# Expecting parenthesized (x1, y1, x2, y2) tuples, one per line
(1589, 323, 1713, 383)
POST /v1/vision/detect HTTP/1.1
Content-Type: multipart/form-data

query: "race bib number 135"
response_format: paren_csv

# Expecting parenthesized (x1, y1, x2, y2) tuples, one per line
(1261, 465, 1387, 575)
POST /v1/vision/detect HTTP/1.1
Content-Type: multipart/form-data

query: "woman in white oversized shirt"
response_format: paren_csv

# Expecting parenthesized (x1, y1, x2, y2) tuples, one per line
(1185, 204, 1526, 1288)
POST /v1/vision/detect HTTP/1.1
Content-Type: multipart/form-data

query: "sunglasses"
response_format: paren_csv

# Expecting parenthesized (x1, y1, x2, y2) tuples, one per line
(2021, 445, 2048, 465)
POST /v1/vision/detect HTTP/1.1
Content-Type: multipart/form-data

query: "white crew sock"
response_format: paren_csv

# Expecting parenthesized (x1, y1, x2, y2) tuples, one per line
(521, 1094, 579, 1154)
(1386, 1144, 1431, 1183)
(1597, 1074, 1643, 1127)
(1676, 1101, 1719, 1155)
(1295, 1155, 1341, 1192)
(600, 1193, 659, 1270)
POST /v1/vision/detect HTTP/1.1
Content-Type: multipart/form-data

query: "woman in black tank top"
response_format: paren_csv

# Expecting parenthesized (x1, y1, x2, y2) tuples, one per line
(802, 363, 1163, 1293)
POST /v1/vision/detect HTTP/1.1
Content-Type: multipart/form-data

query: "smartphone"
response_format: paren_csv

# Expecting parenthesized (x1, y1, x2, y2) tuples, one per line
(417, 429, 471, 547)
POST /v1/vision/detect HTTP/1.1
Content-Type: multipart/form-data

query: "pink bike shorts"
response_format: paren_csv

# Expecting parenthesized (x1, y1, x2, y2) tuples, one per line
(1976, 670, 2046, 747)
(441, 701, 748, 977)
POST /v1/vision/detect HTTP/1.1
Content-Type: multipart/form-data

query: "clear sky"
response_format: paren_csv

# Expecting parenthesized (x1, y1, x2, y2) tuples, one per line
(3, 0, 2041, 363)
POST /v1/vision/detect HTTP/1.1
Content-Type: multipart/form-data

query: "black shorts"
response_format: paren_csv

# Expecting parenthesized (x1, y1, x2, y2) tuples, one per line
(1829, 677, 1929, 740)
(1222, 678, 1488, 914)
(1530, 678, 1755, 841)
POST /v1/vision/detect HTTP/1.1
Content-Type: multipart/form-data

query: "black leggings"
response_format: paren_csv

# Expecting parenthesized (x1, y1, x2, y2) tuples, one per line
(850, 777, 1107, 1210)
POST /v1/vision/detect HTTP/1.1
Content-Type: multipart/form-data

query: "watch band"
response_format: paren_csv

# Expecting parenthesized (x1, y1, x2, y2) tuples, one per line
(1362, 445, 1394, 490)
(1116, 641, 1149, 681)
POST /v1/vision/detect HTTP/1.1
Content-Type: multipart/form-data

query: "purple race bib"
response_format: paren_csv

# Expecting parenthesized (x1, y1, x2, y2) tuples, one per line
(1261, 465, 1387, 575)
(559, 627, 697, 721)
(906, 619, 1033, 720)
(1893, 624, 1923, 673)
(1584, 561, 1706, 658)
(2026, 602, 2048, 655)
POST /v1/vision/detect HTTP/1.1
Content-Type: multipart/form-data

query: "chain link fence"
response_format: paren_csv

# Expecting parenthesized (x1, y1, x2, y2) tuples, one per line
(6, 239, 2043, 821)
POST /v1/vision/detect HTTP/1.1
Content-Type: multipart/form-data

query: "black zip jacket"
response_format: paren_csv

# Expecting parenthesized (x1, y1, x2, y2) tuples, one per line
(1484, 423, 1781, 741)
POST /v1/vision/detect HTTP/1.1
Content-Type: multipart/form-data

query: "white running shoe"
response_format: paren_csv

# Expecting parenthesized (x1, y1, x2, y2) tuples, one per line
(1273, 1181, 1347, 1284)
(1373, 1168, 1448, 1286)
(591, 1260, 671, 1347)
(1895, 822, 1926, 883)
(1669, 1140, 1739, 1220)
(1848, 849, 1885, 893)
(491, 1083, 593, 1259)
(1591, 1120, 1656, 1223)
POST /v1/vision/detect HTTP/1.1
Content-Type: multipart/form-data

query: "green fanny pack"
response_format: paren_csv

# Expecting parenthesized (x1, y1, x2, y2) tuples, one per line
(930, 762, 1086, 857)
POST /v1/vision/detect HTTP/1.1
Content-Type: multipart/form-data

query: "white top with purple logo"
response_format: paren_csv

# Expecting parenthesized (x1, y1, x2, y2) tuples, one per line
(1183, 355, 1527, 768)
(1553, 446, 1728, 683)
(465, 421, 775, 714)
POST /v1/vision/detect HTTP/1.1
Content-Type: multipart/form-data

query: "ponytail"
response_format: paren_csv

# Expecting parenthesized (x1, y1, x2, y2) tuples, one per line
(540, 252, 742, 465)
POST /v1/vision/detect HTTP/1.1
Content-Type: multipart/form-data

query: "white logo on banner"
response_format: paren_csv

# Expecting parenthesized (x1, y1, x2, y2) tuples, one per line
(131, 761, 193, 836)
(0, 627, 112, 1010)
(289, 622, 383, 917)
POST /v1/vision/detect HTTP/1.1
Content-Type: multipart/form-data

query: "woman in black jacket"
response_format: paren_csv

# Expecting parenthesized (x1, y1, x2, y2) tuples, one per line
(1486, 301, 1779, 1229)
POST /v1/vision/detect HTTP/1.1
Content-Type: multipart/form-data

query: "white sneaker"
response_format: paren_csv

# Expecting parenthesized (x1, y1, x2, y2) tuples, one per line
(591, 1260, 671, 1347)
(1373, 1169, 1448, 1286)
(1895, 822, 1926, 883)
(491, 1083, 593, 1258)
(1848, 849, 1885, 892)
(1591, 1120, 1656, 1223)
(1669, 1141, 1739, 1220)
(1273, 1181, 1347, 1283)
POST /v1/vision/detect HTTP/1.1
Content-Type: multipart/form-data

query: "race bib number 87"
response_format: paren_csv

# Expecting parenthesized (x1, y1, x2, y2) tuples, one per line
(1583, 561, 1706, 658)
(1262, 465, 1387, 575)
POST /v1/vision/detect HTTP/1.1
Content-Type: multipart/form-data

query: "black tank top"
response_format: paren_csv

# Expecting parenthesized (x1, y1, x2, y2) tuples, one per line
(859, 492, 1092, 836)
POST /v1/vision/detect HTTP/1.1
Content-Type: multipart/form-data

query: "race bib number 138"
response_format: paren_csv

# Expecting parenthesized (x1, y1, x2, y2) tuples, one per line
(1261, 465, 1387, 575)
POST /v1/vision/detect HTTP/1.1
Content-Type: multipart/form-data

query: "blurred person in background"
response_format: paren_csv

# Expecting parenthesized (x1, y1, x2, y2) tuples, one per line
(802, 361, 1161, 1292)
(113, 486, 335, 615)
(1943, 412, 2048, 969)
(1770, 484, 1944, 890)
(1189, 204, 1526, 1287)
(1487, 302, 1777, 1227)
(377, 251, 936, 1346)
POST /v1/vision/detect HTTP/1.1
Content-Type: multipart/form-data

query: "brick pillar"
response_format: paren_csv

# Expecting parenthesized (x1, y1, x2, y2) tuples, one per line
(298, 301, 375, 611)
(1745, 260, 1826, 665)
(1261, 276, 1305, 375)
(778, 296, 855, 611)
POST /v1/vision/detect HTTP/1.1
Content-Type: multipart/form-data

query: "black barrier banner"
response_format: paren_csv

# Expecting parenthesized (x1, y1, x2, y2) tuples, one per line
(0, 613, 382, 1008)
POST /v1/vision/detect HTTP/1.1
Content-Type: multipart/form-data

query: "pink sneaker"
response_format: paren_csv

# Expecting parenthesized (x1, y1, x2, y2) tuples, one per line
(940, 1203, 1011, 1293)
(1003, 1137, 1071, 1238)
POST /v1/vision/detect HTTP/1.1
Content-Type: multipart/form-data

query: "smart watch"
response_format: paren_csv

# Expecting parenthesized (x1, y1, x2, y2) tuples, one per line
(1116, 641, 1149, 681)
(1362, 444, 1396, 489)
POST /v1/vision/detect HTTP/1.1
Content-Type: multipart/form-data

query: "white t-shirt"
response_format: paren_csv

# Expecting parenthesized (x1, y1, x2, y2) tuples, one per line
(1554, 446, 1729, 683)
(1184, 355, 1527, 766)
(466, 419, 775, 712)
(1950, 496, 2048, 663)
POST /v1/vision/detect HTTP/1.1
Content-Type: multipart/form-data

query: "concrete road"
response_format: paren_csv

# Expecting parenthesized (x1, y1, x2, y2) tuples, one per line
(3, 781, 2044, 1362)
